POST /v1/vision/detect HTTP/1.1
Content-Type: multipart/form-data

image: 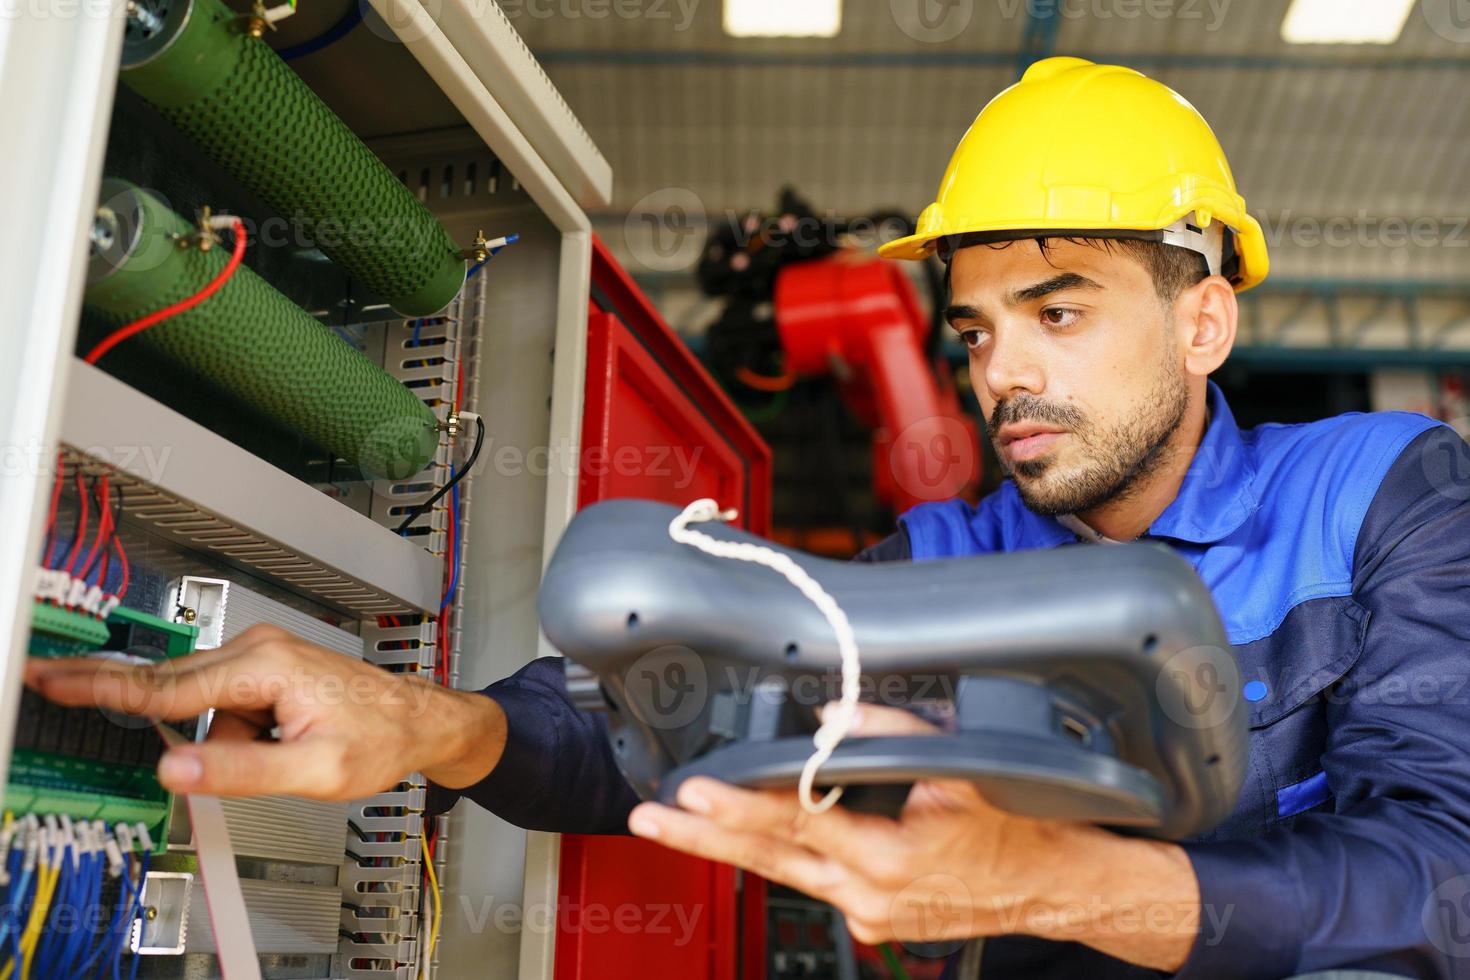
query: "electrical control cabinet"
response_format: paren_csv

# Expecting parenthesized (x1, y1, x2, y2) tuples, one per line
(0, 1, 612, 977)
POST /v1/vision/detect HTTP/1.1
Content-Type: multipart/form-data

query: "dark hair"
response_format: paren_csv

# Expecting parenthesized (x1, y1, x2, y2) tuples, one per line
(943, 236, 1209, 305)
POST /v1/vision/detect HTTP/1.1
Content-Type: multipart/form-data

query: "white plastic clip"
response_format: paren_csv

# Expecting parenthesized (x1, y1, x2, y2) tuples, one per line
(103, 834, 124, 878)
(21, 818, 40, 874)
(60, 815, 80, 871)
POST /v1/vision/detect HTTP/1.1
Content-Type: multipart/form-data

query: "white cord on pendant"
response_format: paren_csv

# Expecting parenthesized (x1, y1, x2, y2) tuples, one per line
(668, 498, 860, 814)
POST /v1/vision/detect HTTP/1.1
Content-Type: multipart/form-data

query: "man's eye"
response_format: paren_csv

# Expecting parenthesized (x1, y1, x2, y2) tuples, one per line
(1041, 307, 1080, 328)
(958, 329, 988, 350)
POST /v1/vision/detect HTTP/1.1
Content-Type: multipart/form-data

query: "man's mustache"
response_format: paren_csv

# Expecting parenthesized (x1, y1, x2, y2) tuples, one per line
(985, 396, 1089, 436)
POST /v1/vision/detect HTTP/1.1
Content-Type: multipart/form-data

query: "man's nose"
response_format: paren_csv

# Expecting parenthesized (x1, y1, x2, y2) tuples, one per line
(982, 325, 1046, 402)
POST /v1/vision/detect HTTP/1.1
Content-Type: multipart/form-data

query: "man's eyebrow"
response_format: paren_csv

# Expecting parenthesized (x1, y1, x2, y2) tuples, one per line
(1010, 272, 1103, 305)
(943, 273, 1104, 326)
(942, 304, 979, 328)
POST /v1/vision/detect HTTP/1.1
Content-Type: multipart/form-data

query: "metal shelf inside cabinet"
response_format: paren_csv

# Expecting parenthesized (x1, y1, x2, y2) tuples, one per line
(61, 361, 441, 615)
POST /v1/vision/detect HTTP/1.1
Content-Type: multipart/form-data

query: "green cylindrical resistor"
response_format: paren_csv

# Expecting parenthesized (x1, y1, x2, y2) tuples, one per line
(120, 0, 466, 316)
(86, 179, 439, 480)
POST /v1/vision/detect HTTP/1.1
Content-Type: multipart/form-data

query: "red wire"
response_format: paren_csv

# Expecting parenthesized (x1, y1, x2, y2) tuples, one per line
(63, 471, 89, 576)
(83, 220, 248, 365)
(735, 364, 798, 392)
(97, 477, 118, 588)
(42, 455, 64, 568)
(79, 473, 111, 582)
(98, 528, 112, 592)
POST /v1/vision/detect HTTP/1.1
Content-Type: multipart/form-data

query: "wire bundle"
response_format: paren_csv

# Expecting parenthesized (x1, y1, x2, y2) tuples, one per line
(361, 236, 514, 977)
(35, 459, 130, 621)
(0, 813, 155, 980)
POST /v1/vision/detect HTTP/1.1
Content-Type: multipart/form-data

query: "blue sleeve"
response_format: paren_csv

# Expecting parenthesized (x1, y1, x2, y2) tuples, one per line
(429, 527, 916, 833)
(425, 655, 642, 835)
(1176, 425, 1470, 979)
(852, 526, 913, 563)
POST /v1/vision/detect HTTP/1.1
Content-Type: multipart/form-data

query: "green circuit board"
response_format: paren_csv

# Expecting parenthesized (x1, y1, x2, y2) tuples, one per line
(9, 602, 198, 845)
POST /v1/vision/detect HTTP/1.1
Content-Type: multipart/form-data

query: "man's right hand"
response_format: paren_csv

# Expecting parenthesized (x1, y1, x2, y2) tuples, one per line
(25, 623, 507, 800)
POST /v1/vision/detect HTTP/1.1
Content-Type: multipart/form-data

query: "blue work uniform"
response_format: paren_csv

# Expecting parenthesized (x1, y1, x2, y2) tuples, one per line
(430, 381, 1470, 979)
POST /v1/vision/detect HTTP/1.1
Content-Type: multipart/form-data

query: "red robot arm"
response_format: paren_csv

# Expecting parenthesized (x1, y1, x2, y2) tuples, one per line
(774, 255, 981, 515)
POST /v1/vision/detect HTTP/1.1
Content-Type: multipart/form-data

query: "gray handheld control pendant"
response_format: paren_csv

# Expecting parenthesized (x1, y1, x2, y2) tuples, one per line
(538, 499, 1246, 839)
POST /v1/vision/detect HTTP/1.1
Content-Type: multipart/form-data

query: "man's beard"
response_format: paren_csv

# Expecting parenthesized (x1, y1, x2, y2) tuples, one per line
(983, 364, 1190, 517)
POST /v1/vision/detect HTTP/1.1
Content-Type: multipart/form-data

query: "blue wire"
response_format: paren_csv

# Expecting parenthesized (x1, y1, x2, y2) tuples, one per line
(52, 848, 83, 979)
(22, 847, 45, 980)
(108, 854, 141, 980)
(53, 845, 83, 979)
(410, 319, 424, 348)
(63, 848, 100, 978)
(465, 234, 519, 281)
(11, 842, 32, 930)
(125, 851, 149, 980)
(73, 825, 113, 977)
(35, 839, 71, 979)
(0, 845, 20, 948)
(8, 863, 29, 971)
(439, 465, 461, 612)
(76, 852, 124, 978)
(58, 846, 83, 976)
(278, 1, 364, 61)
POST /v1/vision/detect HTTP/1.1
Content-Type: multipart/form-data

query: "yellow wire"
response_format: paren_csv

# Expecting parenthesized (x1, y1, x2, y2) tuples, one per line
(419, 831, 441, 979)
(14, 849, 59, 980)
(23, 863, 60, 980)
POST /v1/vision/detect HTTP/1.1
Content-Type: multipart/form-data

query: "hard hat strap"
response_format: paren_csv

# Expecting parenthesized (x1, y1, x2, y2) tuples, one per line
(1156, 215, 1225, 278)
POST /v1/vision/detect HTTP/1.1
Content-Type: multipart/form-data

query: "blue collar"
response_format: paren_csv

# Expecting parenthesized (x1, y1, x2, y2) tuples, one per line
(1004, 381, 1257, 548)
(1148, 381, 1258, 544)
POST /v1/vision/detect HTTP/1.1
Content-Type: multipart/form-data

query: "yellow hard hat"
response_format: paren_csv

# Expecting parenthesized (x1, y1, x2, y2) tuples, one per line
(879, 56, 1268, 291)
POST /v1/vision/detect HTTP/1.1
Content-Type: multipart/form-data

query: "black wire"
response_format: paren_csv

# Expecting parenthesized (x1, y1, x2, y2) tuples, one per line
(394, 415, 485, 535)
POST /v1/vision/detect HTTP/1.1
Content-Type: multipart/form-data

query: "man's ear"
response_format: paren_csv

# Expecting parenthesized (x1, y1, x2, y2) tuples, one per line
(1175, 276, 1237, 377)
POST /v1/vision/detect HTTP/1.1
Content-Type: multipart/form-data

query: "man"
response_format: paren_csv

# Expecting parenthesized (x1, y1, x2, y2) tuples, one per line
(28, 57, 1470, 978)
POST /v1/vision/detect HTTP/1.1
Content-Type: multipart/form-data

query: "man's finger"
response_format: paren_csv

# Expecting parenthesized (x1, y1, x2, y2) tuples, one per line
(628, 802, 843, 898)
(204, 710, 273, 744)
(834, 702, 941, 736)
(826, 703, 987, 813)
(673, 775, 900, 864)
(25, 644, 239, 686)
(29, 654, 291, 720)
(157, 739, 356, 799)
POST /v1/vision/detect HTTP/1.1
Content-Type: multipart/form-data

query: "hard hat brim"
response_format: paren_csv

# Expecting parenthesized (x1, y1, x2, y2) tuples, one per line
(876, 231, 936, 262)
